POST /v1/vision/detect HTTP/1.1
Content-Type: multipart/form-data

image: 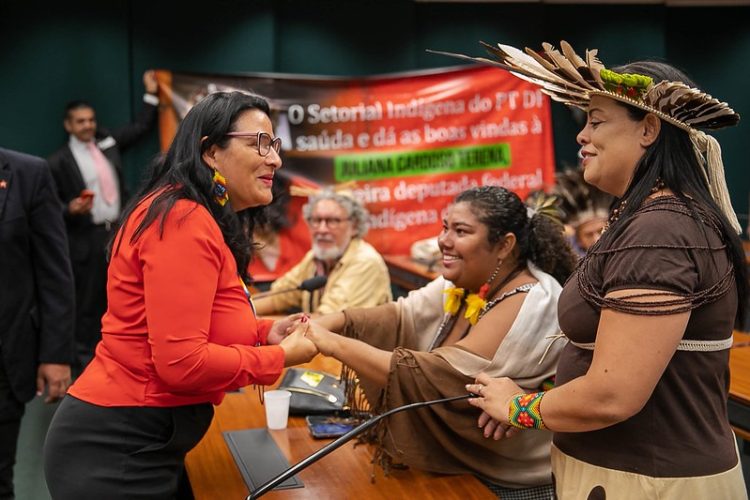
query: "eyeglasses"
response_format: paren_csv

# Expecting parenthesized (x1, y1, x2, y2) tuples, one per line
(225, 131, 282, 157)
(307, 216, 351, 229)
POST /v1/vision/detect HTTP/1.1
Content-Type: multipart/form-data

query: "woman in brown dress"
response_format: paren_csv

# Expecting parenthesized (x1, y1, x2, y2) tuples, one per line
(459, 42, 748, 499)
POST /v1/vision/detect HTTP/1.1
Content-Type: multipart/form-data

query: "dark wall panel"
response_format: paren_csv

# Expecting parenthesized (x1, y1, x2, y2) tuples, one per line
(666, 6, 750, 224)
(0, 2, 131, 157)
(0, 1, 747, 219)
(274, 0, 417, 75)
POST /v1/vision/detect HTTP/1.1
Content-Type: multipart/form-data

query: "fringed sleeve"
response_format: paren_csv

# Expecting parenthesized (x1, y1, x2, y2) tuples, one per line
(342, 303, 403, 350)
(371, 347, 553, 489)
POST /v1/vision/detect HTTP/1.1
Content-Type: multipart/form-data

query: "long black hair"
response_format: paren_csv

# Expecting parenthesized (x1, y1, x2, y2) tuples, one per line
(111, 91, 271, 282)
(455, 186, 577, 285)
(602, 61, 747, 324)
(254, 174, 293, 233)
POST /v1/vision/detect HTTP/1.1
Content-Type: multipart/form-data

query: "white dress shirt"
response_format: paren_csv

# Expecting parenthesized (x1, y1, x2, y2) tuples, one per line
(68, 136, 121, 225)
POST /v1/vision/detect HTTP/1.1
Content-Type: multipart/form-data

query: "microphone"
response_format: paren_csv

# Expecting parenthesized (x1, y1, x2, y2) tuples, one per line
(298, 275, 327, 292)
(252, 275, 328, 299)
(245, 393, 475, 499)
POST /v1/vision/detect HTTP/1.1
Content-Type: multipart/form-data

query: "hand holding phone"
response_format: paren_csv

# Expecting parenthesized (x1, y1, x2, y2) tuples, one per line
(69, 190, 94, 215)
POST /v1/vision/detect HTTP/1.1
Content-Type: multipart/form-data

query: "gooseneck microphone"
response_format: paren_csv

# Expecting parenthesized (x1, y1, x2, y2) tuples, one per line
(297, 275, 327, 292)
(252, 276, 328, 300)
(245, 393, 475, 499)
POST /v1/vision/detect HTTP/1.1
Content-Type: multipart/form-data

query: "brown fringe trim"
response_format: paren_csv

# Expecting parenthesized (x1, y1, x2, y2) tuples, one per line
(578, 197, 735, 315)
(339, 361, 412, 479)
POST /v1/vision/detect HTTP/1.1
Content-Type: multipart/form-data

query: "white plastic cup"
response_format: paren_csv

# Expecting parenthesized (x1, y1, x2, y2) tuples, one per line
(264, 390, 292, 430)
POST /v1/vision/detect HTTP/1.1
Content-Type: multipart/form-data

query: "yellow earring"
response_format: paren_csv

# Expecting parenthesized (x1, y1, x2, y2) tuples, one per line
(443, 287, 465, 315)
(213, 169, 229, 206)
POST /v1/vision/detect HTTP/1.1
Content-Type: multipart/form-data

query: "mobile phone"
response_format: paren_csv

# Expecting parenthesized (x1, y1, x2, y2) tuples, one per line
(305, 415, 357, 439)
(80, 189, 95, 200)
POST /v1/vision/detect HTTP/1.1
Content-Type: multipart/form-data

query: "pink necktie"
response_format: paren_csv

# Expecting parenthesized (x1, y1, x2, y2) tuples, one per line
(87, 141, 117, 205)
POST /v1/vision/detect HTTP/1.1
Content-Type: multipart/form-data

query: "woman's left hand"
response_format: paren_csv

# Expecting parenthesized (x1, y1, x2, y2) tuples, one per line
(466, 372, 524, 424)
(305, 321, 338, 357)
(267, 313, 307, 345)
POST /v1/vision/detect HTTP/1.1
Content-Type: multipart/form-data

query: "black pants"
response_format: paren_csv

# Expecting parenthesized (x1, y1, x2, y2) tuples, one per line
(44, 396, 213, 500)
(0, 362, 25, 500)
(70, 225, 110, 374)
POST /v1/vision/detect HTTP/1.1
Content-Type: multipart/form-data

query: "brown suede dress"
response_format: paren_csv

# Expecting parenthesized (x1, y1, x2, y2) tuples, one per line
(554, 197, 746, 499)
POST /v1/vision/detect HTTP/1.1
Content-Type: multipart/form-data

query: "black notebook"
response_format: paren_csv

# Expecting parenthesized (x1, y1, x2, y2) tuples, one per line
(223, 428, 304, 493)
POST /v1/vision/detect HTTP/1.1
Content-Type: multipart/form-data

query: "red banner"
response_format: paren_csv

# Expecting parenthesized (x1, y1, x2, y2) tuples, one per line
(156, 66, 555, 255)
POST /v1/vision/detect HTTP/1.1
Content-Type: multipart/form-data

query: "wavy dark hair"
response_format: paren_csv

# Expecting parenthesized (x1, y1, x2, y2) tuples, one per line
(601, 61, 747, 325)
(255, 174, 292, 233)
(111, 91, 271, 282)
(455, 186, 577, 285)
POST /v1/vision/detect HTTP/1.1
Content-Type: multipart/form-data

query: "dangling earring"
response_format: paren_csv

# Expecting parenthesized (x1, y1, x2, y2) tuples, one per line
(464, 259, 502, 326)
(443, 287, 465, 315)
(477, 260, 502, 299)
(213, 169, 229, 206)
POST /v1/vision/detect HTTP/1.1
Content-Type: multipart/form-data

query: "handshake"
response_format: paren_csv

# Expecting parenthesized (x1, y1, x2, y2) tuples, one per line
(267, 312, 338, 367)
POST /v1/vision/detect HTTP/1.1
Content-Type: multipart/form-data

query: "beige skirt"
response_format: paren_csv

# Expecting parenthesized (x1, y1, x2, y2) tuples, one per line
(551, 442, 747, 500)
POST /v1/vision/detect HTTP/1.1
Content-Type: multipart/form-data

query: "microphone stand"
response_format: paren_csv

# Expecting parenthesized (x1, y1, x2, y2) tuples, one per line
(252, 277, 327, 300)
(245, 393, 474, 500)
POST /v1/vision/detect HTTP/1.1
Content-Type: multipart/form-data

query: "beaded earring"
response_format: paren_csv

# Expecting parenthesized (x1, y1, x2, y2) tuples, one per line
(463, 260, 502, 325)
(213, 169, 229, 206)
(443, 287, 465, 315)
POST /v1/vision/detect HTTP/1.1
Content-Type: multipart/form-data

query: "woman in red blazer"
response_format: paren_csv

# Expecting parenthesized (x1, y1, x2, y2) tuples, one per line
(44, 91, 317, 499)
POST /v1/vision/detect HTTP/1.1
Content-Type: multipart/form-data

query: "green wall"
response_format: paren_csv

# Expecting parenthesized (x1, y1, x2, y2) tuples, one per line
(1, 1, 748, 225)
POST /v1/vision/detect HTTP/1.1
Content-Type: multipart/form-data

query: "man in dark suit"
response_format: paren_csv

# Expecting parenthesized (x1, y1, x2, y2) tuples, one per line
(48, 70, 159, 372)
(0, 147, 74, 499)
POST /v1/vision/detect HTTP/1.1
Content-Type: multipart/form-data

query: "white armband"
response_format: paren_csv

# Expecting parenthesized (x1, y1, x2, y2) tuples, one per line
(143, 93, 159, 106)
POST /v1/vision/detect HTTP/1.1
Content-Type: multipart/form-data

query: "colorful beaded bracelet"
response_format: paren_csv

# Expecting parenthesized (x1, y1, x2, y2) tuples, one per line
(508, 391, 546, 430)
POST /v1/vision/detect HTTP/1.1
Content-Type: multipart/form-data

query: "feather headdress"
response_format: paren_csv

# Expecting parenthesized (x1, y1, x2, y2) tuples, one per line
(429, 41, 742, 233)
(524, 190, 565, 227)
(553, 166, 614, 229)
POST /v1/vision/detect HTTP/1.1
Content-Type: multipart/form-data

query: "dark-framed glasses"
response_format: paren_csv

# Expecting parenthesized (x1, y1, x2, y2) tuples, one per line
(307, 216, 351, 229)
(225, 131, 282, 156)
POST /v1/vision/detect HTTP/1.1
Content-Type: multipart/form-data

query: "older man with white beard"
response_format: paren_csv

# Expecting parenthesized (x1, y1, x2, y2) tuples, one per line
(253, 189, 392, 316)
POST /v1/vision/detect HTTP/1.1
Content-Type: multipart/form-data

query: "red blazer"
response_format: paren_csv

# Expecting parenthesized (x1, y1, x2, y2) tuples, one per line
(70, 195, 284, 407)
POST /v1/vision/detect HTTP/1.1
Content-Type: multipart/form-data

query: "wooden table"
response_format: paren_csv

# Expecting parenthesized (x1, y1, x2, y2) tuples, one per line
(729, 331, 750, 439)
(731, 331, 750, 395)
(185, 330, 750, 497)
(383, 254, 442, 292)
(184, 355, 494, 499)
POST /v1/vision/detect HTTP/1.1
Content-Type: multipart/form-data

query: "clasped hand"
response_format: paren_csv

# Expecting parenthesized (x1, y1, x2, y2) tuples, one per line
(466, 373, 524, 441)
(269, 314, 337, 356)
(301, 320, 339, 357)
(269, 314, 318, 367)
(267, 313, 307, 345)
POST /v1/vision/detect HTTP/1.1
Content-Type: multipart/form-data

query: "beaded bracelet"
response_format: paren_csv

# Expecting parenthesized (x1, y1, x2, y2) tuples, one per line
(508, 392, 546, 430)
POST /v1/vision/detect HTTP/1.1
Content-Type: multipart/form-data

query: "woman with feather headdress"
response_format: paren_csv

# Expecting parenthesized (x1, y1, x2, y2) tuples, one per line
(447, 42, 749, 498)
(552, 165, 614, 256)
